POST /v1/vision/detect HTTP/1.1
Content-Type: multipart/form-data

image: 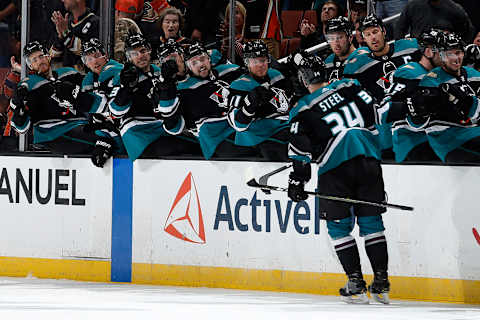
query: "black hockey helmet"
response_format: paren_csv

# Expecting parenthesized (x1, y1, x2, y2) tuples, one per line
(243, 40, 269, 60)
(125, 33, 151, 50)
(157, 38, 184, 62)
(23, 41, 47, 57)
(82, 38, 105, 57)
(325, 16, 353, 37)
(291, 51, 327, 86)
(418, 28, 445, 52)
(358, 14, 384, 33)
(184, 42, 208, 62)
(438, 32, 465, 52)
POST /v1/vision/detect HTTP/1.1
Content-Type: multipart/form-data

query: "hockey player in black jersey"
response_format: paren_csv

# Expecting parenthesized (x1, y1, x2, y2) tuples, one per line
(80, 38, 125, 155)
(417, 33, 480, 163)
(228, 40, 292, 161)
(287, 51, 409, 304)
(324, 17, 356, 82)
(10, 41, 114, 167)
(343, 14, 420, 157)
(159, 42, 254, 159)
(386, 28, 444, 162)
(109, 34, 193, 161)
(50, 0, 99, 70)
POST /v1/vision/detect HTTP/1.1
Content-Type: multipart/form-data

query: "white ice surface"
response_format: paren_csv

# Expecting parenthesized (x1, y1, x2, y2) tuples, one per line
(0, 277, 479, 320)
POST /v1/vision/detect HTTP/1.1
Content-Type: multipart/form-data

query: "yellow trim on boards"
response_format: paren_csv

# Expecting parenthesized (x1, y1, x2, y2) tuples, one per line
(0, 256, 478, 305)
(0, 256, 110, 282)
(131, 263, 480, 305)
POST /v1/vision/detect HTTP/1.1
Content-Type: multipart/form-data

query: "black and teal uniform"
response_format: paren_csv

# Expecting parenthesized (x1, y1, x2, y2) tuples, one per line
(81, 59, 125, 154)
(343, 39, 421, 153)
(418, 66, 480, 162)
(228, 68, 290, 144)
(162, 63, 243, 159)
(109, 64, 185, 161)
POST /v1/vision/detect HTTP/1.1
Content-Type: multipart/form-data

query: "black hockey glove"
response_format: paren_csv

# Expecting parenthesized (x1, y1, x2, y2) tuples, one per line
(440, 83, 473, 124)
(288, 161, 311, 202)
(91, 138, 113, 168)
(288, 173, 308, 202)
(120, 63, 138, 89)
(407, 88, 434, 120)
(161, 59, 179, 82)
(245, 85, 275, 114)
(12, 82, 28, 107)
(54, 80, 80, 102)
(464, 44, 480, 66)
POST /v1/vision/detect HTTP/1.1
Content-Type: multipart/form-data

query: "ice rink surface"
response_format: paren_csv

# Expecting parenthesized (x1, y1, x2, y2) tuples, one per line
(0, 277, 479, 320)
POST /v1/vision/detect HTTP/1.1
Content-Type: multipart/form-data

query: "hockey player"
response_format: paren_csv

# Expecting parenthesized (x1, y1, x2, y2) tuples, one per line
(286, 51, 408, 304)
(80, 38, 125, 154)
(386, 28, 444, 162)
(228, 40, 291, 161)
(109, 33, 192, 161)
(160, 42, 254, 159)
(343, 14, 420, 157)
(10, 41, 113, 167)
(417, 32, 480, 163)
(50, 0, 99, 70)
(324, 17, 357, 82)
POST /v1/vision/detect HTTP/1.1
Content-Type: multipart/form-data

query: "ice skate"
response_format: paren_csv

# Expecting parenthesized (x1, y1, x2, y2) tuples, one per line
(339, 273, 369, 304)
(368, 271, 390, 304)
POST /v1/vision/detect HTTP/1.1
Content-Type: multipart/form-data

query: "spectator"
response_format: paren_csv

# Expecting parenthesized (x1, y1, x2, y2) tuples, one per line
(395, 0, 475, 42)
(348, 0, 367, 24)
(114, 0, 143, 63)
(0, 56, 19, 151)
(299, 0, 341, 50)
(158, 7, 191, 47)
(375, 0, 408, 20)
(220, 1, 246, 65)
(50, 0, 100, 71)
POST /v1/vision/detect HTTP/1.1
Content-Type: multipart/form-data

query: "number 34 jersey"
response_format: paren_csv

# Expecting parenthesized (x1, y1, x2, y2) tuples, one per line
(288, 78, 397, 176)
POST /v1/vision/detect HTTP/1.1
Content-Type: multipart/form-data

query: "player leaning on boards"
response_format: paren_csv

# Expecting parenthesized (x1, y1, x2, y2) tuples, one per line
(10, 41, 114, 168)
(228, 40, 292, 161)
(286, 51, 412, 304)
(109, 33, 191, 161)
(416, 32, 480, 163)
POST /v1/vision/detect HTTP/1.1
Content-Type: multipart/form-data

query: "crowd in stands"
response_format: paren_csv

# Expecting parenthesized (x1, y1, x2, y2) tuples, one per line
(0, 0, 480, 165)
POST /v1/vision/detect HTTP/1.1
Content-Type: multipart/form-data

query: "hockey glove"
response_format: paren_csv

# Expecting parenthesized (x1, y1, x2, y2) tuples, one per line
(91, 138, 113, 168)
(161, 59, 179, 82)
(245, 85, 275, 114)
(288, 173, 308, 202)
(12, 82, 28, 107)
(120, 63, 139, 89)
(54, 80, 80, 102)
(407, 88, 433, 119)
(440, 83, 473, 124)
(464, 44, 480, 65)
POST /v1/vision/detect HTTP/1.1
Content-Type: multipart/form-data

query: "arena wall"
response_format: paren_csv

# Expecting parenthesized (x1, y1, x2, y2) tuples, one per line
(0, 156, 479, 304)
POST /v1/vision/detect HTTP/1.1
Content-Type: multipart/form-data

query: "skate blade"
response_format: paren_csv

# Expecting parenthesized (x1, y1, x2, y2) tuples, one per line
(340, 293, 369, 304)
(372, 292, 390, 304)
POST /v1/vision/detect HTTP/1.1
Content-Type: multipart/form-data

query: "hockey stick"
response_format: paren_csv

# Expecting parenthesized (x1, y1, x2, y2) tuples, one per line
(258, 164, 292, 194)
(247, 179, 414, 211)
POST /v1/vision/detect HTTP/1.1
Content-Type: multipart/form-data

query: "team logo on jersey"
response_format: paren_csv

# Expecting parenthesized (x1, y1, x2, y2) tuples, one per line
(82, 22, 91, 34)
(164, 172, 206, 244)
(209, 80, 230, 109)
(376, 60, 397, 91)
(269, 87, 289, 113)
(329, 69, 341, 82)
(51, 94, 77, 116)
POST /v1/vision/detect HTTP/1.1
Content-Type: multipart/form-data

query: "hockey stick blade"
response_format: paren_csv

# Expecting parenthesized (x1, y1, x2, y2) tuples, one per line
(258, 164, 293, 194)
(246, 179, 414, 211)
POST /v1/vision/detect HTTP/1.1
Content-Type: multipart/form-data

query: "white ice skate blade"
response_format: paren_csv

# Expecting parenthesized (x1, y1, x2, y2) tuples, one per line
(372, 292, 390, 304)
(341, 293, 369, 304)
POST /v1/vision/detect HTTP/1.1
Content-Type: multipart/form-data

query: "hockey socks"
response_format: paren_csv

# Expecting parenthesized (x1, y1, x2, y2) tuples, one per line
(332, 235, 362, 276)
(364, 231, 388, 274)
